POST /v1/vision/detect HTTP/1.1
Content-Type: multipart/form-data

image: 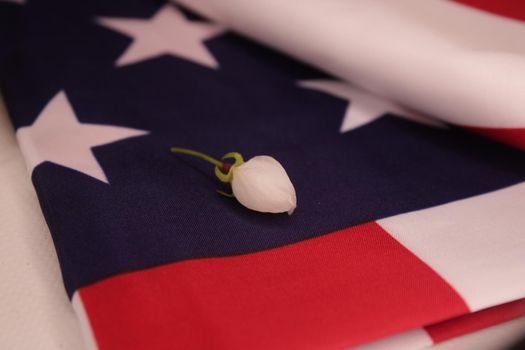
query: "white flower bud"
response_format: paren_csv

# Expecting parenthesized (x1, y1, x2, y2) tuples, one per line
(231, 156, 297, 215)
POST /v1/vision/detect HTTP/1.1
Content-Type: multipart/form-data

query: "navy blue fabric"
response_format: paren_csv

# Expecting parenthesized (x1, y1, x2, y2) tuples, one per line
(2, 0, 525, 296)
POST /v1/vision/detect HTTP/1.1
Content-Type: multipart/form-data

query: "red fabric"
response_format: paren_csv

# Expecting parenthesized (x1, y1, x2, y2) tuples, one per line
(79, 222, 468, 350)
(426, 298, 525, 343)
(452, 0, 525, 22)
(466, 126, 525, 151)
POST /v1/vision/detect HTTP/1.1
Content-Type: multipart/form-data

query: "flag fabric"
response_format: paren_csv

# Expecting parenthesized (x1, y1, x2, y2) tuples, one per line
(178, 0, 525, 150)
(0, 0, 524, 349)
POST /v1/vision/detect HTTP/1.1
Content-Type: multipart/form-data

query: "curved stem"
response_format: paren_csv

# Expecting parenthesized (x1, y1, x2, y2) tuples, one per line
(216, 189, 235, 198)
(171, 147, 223, 167)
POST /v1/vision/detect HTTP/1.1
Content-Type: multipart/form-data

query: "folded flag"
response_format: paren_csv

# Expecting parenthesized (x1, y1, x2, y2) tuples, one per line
(0, 0, 524, 349)
(178, 0, 525, 151)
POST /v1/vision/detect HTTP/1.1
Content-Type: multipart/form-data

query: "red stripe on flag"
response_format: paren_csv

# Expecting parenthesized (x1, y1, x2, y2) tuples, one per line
(425, 298, 525, 343)
(452, 0, 525, 22)
(465, 126, 525, 151)
(79, 222, 468, 350)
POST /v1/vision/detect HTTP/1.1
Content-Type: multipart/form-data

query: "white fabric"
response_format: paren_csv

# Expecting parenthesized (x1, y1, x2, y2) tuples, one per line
(72, 293, 98, 350)
(0, 96, 84, 350)
(177, 0, 525, 129)
(378, 182, 525, 312)
(353, 328, 432, 350)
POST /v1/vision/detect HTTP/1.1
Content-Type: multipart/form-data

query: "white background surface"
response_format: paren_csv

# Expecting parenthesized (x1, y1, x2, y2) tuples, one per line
(0, 96, 84, 349)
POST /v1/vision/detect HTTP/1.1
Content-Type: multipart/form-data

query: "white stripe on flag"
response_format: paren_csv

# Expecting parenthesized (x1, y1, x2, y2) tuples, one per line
(352, 328, 432, 350)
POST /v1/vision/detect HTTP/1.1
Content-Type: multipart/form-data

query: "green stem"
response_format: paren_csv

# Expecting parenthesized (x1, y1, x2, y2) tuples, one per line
(171, 147, 223, 167)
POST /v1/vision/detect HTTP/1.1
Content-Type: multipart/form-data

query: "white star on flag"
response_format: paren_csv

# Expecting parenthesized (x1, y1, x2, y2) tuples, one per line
(299, 80, 444, 132)
(16, 91, 148, 183)
(97, 5, 225, 68)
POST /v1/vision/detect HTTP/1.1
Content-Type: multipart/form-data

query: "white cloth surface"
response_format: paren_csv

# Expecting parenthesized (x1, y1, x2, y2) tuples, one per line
(0, 96, 84, 350)
(178, 0, 525, 129)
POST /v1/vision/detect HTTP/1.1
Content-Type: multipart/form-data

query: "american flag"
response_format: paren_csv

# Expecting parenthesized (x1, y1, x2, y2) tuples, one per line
(1, 0, 525, 349)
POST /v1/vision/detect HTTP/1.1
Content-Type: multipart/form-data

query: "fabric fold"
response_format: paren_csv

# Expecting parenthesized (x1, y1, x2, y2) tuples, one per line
(176, 0, 525, 150)
(0, 96, 85, 350)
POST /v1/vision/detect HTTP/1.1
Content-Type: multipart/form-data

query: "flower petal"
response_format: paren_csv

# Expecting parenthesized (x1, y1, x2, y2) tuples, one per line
(232, 156, 296, 214)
